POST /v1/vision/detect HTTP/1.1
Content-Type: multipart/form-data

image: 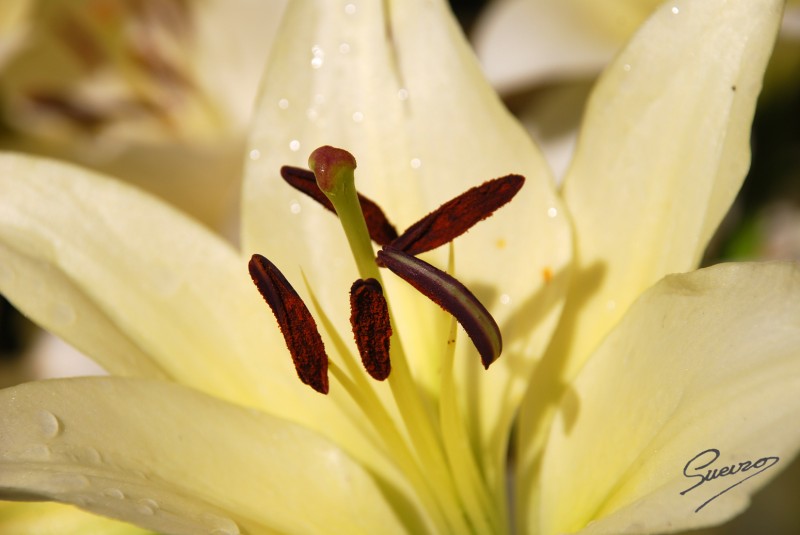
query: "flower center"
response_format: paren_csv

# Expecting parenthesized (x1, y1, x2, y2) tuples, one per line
(249, 145, 524, 534)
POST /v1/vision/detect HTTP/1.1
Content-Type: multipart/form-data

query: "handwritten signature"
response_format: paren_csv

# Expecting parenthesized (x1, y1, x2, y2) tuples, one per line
(681, 448, 779, 512)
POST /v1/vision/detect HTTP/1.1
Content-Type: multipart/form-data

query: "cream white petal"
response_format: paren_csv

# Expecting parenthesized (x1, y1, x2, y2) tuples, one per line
(0, 377, 406, 535)
(531, 262, 800, 534)
(554, 0, 784, 382)
(242, 0, 571, 499)
(0, 152, 287, 407)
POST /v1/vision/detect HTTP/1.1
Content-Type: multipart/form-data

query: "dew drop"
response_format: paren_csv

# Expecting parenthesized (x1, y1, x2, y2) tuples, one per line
(136, 498, 159, 515)
(306, 108, 318, 121)
(344, 3, 356, 15)
(65, 446, 101, 465)
(410, 158, 421, 169)
(671, 6, 679, 14)
(49, 302, 76, 326)
(338, 42, 350, 54)
(37, 410, 62, 439)
(547, 206, 558, 218)
(289, 139, 300, 152)
(248, 149, 261, 161)
(622, 63, 631, 72)
(500, 294, 511, 305)
(208, 518, 241, 535)
(606, 299, 617, 311)
(397, 88, 409, 101)
(277, 98, 289, 110)
(352, 111, 364, 123)
(310, 45, 324, 69)
(289, 201, 301, 215)
(103, 488, 125, 500)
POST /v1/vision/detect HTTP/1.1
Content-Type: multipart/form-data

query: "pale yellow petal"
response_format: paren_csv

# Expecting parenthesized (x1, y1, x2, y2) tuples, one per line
(0, 501, 152, 535)
(242, 0, 571, 502)
(0, 377, 407, 535)
(556, 0, 783, 382)
(0, 152, 283, 406)
(533, 262, 800, 535)
(517, 2, 785, 523)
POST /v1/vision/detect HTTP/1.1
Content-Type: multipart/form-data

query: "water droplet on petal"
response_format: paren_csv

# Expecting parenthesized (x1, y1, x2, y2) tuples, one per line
(547, 206, 558, 218)
(338, 42, 350, 54)
(306, 108, 318, 121)
(623, 63, 632, 72)
(289, 201, 302, 215)
(606, 299, 617, 311)
(344, 3, 356, 15)
(68, 446, 102, 465)
(397, 88, 409, 101)
(410, 158, 421, 169)
(136, 498, 159, 515)
(37, 410, 62, 439)
(289, 140, 300, 152)
(249, 149, 261, 161)
(103, 488, 125, 499)
(278, 98, 289, 110)
(500, 293, 511, 305)
(671, 6, 679, 14)
(310, 45, 325, 69)
(352, 111, 364, 123)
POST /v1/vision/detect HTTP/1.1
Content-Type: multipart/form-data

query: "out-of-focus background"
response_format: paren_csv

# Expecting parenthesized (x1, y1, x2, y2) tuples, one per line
(1, 1, 798, 533)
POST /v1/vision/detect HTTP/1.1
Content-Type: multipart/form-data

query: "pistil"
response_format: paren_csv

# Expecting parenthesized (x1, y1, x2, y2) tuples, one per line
(308, 146, 382, 282)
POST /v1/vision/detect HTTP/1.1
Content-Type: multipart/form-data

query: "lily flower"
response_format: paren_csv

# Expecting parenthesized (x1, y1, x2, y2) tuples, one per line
(0, 0, 799, 534)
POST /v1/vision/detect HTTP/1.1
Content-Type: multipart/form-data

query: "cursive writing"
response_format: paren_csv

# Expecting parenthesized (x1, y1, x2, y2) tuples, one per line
(681, 448, 779, 512)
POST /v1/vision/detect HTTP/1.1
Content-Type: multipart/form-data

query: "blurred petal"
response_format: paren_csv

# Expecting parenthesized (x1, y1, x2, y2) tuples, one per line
(556, 0, 783, 381)
(0, 377, 406, 535)
(0, 501, 152, 535)
(535, 262, 800, 534)
(243, 0, 571, 501)
(472, 0, 618, 92)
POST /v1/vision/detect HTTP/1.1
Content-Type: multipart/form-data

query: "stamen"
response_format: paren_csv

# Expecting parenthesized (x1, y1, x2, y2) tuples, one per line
(376, 246, 502, 369)
(248, 254, 329, 394)
(391, 174, 525, 255)
(280, 165, 398, 245)
(350, 279, 392, 380)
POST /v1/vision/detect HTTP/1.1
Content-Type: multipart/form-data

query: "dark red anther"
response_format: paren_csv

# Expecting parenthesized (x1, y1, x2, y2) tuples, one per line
(249, 254, 329, 394)
(349, 279, 392, 381)
(391, 174, 525, 256)
(376, 246, 502, 369)
(280, 166, 398, 245)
